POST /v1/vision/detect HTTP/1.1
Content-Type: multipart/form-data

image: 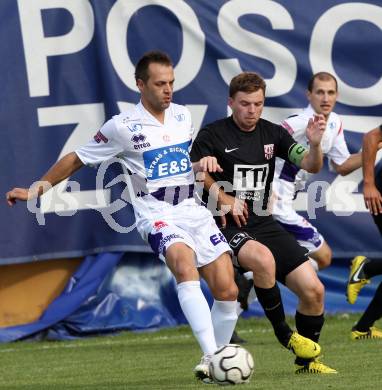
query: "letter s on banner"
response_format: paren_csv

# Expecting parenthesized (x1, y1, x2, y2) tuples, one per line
(17, 0, 94, 97)
(106, 0, 205, 92)
(310, 3, 382, 107)
(217, 0, 296, 97)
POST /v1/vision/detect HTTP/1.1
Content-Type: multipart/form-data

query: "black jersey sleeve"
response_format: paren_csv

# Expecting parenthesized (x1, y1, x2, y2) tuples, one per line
(276, 125, 297, 160)
(190, 126, 214, 162)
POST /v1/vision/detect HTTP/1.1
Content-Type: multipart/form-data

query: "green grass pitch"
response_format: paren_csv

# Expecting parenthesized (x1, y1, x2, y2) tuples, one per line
(0, 314, 381, 389)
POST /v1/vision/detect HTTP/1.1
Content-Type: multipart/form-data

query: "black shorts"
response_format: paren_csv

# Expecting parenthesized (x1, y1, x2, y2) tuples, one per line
(220, 215, 309, 285)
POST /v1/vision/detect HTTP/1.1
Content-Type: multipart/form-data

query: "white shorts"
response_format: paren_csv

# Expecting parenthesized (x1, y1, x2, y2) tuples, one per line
(136, 198, 231, 267)
(273, 208, 324, 254)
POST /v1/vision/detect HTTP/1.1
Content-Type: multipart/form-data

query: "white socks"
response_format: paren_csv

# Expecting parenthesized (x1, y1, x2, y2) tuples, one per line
(177, 281, 217, 355)
(211, 300, 238, 347)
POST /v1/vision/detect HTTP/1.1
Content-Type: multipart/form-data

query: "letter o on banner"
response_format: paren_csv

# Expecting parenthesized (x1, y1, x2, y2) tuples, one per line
(310, 3, 382, 107)
(107, 0, 205, 92)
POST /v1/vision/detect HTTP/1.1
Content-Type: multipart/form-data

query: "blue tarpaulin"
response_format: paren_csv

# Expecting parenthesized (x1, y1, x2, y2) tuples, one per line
(0, 253, 122, 342)
(1, 254, 380, 342)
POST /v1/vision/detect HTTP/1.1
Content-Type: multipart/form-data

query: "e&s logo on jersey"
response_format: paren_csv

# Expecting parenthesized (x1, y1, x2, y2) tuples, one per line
(143, 141, 192, 180)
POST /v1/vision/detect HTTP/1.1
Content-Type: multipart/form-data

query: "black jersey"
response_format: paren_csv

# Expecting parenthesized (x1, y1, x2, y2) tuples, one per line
(191, 116, 296, 220)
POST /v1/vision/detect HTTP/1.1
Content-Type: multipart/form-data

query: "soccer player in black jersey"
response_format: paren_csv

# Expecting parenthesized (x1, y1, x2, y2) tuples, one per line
(191, 72, 337, 374)
(346, 125, 382, 340)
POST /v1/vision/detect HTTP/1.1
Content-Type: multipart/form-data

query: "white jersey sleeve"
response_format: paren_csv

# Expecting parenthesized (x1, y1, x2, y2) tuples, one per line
(326, 121, 350, 167)
(281, 114, 308, 144)
(75, 119, 123, 166)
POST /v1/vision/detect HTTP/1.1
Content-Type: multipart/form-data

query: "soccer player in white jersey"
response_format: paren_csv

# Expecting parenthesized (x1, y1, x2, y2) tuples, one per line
(272, 72, 362, 271)
(6, 51, 239, 382)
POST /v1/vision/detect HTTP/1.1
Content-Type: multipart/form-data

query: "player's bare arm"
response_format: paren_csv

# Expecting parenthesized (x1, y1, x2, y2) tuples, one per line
(362, 127, 382, 215)
(202, 172, 248, 228)
(331, 152, 362, 176)
(6, 152, 84, 206)
(299, 114, 325, 173)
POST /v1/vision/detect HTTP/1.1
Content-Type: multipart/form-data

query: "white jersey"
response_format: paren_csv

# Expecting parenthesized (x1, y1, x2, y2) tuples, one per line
(76, 101, 195, 234)
(76, 101, 194, 191)
(272, 104, 350, 207)
(271, 105, 351, 252)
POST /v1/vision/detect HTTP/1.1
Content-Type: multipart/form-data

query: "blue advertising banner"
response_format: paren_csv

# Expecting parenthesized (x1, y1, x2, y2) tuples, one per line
(2, 0, 382, 264)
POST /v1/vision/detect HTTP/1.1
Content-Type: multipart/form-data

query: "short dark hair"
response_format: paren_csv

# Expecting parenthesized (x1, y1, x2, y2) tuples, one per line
(308, 72, 338, 92)
(229, 72, 266, 98)
(135, 51, 173, 83)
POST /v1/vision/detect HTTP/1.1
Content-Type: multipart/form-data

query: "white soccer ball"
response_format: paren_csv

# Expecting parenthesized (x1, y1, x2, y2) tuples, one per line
(209, 344, 254, 385)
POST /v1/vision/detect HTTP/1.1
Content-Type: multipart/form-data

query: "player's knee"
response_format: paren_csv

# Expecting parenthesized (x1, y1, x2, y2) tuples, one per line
(173, 263, 198, 282)
(219, 282, 239, 301)
(241, 245, 275, 276)
(256, 250, 275, 275)
(303, 281, 324, 307)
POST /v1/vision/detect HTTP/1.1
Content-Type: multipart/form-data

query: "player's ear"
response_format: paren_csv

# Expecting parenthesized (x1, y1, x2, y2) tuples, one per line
(306, 89, 311, 102)
(136, 79, 145, 93)
(228, 97, 233, 108)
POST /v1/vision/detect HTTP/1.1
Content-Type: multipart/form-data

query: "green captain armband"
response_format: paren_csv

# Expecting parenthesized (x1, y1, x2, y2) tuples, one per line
(288, 143, 308, 166)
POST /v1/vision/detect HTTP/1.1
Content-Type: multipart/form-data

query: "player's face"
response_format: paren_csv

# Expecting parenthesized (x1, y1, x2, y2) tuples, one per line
(138, 63, 174, 115)
(229, 89, 265, 131)
(307, 78, 338, 119)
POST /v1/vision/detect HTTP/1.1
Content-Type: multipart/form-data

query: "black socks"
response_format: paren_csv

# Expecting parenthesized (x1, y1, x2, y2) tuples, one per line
(363, 258, 382, 279)
(254, 284, 292, 347)
(354, 282, 382, 332)
(295, 311, 324, 365)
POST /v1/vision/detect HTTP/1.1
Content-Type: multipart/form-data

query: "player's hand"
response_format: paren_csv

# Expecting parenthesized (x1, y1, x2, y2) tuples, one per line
(363, 182, 382, 215)
(306, 114, 326, 146)
(6, 187, 37, 206)
(195, 156, 223, 173)
(218, 191, 248, 228)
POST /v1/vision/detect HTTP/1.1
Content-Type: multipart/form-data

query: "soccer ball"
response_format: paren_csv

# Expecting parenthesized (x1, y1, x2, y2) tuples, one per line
(209, 344, 254, 385)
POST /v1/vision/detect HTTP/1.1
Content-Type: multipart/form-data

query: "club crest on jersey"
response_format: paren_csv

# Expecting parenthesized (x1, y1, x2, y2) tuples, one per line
(264, 144, 274, 160)
(174, 114, 185, 122)
(124, 121, 142, 132)
(94, 130, 108, 144)
(329, 121, 336, 130)
(131, 133, 151, 150)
